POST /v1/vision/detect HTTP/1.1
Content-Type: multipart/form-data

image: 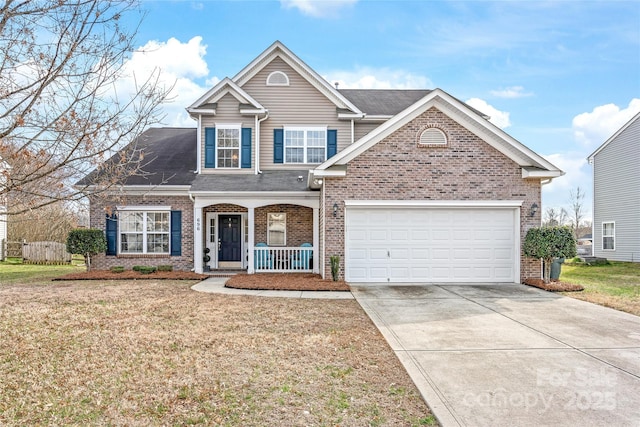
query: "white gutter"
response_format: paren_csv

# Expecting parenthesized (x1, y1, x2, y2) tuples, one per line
(255, 110, 269, 174)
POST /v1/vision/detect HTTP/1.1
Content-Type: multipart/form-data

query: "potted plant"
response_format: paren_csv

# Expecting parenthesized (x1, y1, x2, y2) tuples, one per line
(203, 247, 211, 272)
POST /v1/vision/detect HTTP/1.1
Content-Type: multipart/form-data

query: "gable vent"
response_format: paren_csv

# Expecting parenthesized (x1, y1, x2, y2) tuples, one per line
(266, 71, 289, 86)
(419, 128, 447, 146)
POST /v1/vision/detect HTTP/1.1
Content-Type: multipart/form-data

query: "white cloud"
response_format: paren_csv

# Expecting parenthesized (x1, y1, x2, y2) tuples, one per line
(490, 86, 533, 99)
(465, 98, 511, 129)
(280, 0, 357, 18)
(572, 98, 640, 149)
(115, 36, 217, 127)
(324, 67, 432, 89)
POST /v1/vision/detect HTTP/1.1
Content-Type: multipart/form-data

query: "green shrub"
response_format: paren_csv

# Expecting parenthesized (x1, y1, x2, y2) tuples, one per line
(572, 257, 582, 263)
(132, 265, 143, 272)
(330, 255, 340, 281)
(66, 229, 107, 271)
(523, 226, 577, 283)
(110, 266, 125, 273)
(137, 266, 157, 274)
(157, 265, 173, 272)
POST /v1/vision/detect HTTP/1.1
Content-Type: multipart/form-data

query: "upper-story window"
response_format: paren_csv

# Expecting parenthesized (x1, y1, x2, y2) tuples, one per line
(284, 127, 326, 164)
(266, 71, 289, 86)
(217, 125, 240, 168)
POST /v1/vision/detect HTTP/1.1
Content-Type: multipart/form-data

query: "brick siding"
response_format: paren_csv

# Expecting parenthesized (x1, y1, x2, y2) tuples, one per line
(323, 107, 541, 281)
(89, 195, 194, 271)
(255, 205, 313, 246)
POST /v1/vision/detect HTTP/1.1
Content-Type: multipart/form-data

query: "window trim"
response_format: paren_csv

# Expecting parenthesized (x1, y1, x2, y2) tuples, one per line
(283, 126, 327, 164)
(118, 209, 171, 255)
(267, 212, 287, 246)
(215, 123, 242, 169)
(602, 221, 615, 251)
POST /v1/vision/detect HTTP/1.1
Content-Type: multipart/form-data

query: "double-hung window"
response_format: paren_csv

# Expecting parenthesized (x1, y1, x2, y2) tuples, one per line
(119, 210, 170, 254)
(284, 127, 326, 164)
(217, 125, 240, 168)
(602, 222, 615, 250)
(267, 213, 286, 246)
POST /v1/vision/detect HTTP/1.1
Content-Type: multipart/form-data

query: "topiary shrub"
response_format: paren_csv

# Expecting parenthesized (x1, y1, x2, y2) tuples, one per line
(523, 226, 577, 283)
(157, 265, 173, 272)
(66, 229, 107, 271)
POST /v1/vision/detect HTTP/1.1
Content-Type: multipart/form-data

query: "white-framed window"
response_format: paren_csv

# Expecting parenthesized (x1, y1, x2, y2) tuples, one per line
(266, 71, 289, 86)
(284, 127, 326, 164)
(119, 210, 170, 254)
(267, 213, 286, 246)
(602, 222, 615, 250)
(216, 125, 241, 168)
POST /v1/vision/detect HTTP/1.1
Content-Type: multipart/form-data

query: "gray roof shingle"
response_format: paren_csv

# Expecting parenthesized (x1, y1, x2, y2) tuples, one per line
(190, 170, 312, 192)
(78, 127, 197, 186)
(339, 89, 431, 116)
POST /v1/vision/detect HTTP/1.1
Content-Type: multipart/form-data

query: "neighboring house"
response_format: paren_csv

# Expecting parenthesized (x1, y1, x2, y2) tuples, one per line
(588, 111, 640, 262)
(82, 41, 563, 283)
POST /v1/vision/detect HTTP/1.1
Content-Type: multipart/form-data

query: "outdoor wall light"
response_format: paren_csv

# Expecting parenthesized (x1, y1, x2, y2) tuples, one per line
(333, 202, 338, 217)
(529, 202, 539, 218)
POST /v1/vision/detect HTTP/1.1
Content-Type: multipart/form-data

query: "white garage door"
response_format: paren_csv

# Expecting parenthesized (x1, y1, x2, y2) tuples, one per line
(345, 205, 519, 283)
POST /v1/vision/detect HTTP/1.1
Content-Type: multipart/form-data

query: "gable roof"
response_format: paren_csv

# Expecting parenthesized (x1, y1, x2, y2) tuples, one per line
(187, 77, 265, 113)
(588, 110, 640, 163)
(314, 88, 563, 179)
(78, 127, 197, 187)
(339, 89, 431, 116)
(230, 41, 362, 115)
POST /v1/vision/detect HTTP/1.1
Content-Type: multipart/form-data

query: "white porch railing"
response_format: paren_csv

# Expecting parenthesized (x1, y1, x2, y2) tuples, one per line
(254, 246, 313, 273)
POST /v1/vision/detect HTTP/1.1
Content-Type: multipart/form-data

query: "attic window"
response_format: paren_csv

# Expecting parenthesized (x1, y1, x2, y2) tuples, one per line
(418, 128, 447, 146)
(266, 71, 289, 86)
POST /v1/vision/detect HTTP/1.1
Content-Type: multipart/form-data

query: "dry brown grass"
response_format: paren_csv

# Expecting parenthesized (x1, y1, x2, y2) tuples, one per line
(0, 280, 435, 426)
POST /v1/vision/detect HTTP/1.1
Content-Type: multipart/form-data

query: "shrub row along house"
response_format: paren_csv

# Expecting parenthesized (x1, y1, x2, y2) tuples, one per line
(80, 41, 563, 282)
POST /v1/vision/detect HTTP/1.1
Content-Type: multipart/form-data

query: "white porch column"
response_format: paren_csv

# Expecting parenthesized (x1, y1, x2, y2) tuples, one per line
(194, 205, 203, 273)
(247, 207, 255, 273)
(312, 207, 319, 274)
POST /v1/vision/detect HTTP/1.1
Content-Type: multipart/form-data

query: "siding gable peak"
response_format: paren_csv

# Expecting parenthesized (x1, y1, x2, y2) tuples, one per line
(187, 77, 265, 114)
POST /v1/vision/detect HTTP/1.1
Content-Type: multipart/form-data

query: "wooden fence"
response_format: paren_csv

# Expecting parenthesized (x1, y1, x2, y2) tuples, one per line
(2, 240, 72, 264)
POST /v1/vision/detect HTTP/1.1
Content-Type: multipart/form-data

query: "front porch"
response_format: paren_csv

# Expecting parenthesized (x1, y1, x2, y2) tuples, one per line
(192, 195, 320, 275)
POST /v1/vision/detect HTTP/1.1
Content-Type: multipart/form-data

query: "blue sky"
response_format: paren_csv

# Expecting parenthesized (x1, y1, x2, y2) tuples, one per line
(120, 0, 640, 221)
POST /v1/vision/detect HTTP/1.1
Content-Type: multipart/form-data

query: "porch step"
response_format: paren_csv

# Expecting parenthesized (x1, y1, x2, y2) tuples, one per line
(204, 269, 247, 277)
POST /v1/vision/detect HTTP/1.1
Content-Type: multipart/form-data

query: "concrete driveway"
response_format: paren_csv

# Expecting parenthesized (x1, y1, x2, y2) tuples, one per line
(351, 283, 640, 427)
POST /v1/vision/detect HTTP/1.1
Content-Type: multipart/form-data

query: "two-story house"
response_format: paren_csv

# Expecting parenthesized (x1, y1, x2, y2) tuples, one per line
(83, 41, 563, 283)
(588, 111, 640, 262)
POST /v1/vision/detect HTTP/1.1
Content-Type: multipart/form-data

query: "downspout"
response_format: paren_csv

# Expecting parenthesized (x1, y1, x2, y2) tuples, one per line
(196, 114, 202, 174)
(351, 119, 354, 144)
(255, 110, 269, 174)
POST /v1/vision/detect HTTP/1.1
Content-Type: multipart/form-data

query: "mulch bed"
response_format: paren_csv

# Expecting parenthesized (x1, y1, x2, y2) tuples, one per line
(53, 270, 208, 281)
(523, 278, 584, 292)
(225, 273, 350, 291)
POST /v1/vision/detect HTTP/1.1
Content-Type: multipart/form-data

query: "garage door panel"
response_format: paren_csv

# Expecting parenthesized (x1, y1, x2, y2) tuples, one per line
(345, 206, 517, 283)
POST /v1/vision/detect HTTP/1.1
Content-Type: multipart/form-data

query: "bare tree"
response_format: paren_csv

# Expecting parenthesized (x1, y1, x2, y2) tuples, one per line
(0, 0, 171, 216)
(8, 201, 84, 243)
(543, 207, 568, 227)
(569, 187, 585, 239)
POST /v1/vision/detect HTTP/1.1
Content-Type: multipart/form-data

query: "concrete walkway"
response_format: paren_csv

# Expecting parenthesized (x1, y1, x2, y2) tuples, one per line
(351, 283, 640, 427)
(192, 276, 354, 299)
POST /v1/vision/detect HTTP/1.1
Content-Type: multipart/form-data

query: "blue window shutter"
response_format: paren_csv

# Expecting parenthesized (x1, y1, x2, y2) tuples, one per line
(327, 129, 337, 158)
(274, 129, 284, 164)
(105, 213, 117, 256)
(170, 211, 182, 256)
(205, 127, 215, 168)
(241, 128, 252, 169)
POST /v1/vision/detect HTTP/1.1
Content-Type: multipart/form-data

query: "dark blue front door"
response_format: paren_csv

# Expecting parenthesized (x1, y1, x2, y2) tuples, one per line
(219, 215, 241, 262)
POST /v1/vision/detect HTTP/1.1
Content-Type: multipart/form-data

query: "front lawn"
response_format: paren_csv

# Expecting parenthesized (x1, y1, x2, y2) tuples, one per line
(0, 258, 86, 284)
(0, 269, 436, 426)
(560, 260, 640, 316)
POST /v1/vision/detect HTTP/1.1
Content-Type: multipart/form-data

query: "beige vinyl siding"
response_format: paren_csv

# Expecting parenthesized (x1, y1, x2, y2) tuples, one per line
(353, 121, 384, 141)
(199, 93, 255, 173)
(241, 57, 351, 169)
(592, 117, 640, 261)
